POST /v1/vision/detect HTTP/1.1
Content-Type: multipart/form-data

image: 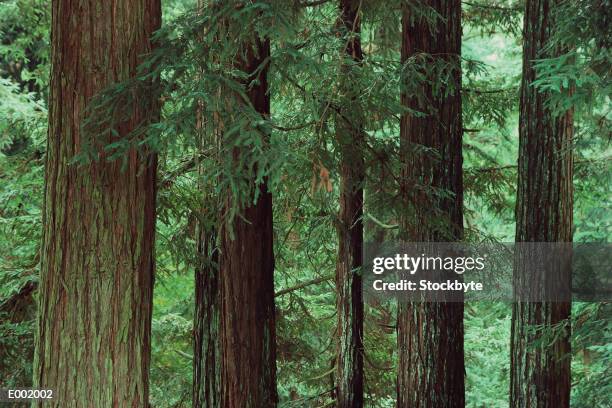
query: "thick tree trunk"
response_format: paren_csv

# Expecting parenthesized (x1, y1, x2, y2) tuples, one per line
(396, 1, 465, 407)
(335, 0, 364, 406)
(219, 35, 277, 407)
(33, 0, 161, 407)
(510, 1, 573, 407)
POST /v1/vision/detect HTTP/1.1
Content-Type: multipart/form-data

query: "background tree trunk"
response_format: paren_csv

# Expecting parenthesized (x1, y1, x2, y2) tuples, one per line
(396, 1, 465, 407)
(335, 0, 365, 406)
(219, 35, 277, 407)
(33, 0, 161, 406)
(194, 227, 220, 408)
(193, 3, 221, 406)
(510, 0, 573, 406)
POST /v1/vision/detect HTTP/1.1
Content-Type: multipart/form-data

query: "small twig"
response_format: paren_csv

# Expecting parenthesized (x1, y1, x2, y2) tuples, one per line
(363, 351, 394, 371)
(275, 274, 334, 297)
(366, 213, 398, 230)
(297, 0, 331, 7)
(467, 157, 611, 174)
(462, 1, 521, 12)
(271, 120, 318, 132)
(175, 349, 193, 360)
(462, 87, 516, 94)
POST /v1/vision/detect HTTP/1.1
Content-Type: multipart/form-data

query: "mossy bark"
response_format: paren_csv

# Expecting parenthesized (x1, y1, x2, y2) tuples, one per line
(510, 1, 573, 407)
(397, 1, 465, 407)
(33, 0, 161, 406)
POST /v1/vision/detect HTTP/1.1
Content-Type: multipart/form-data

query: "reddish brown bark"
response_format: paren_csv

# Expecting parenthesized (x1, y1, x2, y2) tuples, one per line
(219, 35, 277, 407)
(510, 1, 573, 406)
(194, 228, 220, 408)
(335, 0, 365, 406)
(33, 0, 161, 406)
(193, 5, 221, 405)
(397, 1, 465, 407)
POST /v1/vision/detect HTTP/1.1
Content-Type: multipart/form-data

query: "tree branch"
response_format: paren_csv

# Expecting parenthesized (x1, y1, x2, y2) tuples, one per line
(462, 1, 521, 12)
(297, 0, 332, 7)
(462, 87, 516, 94)
(275, 274, 334, 297)
(366, 213, 398, 230)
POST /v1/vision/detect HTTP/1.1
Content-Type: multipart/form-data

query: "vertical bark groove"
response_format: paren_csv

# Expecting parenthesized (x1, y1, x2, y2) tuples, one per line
(510, 1, 573, 407)
(397, 1, 465, 407)
(219, 35, 277, 408)
(194, 228, 220, 408)
(193, 3, 221, 405)
(335, 0, 365, 406)
(34, 0, 161, 406)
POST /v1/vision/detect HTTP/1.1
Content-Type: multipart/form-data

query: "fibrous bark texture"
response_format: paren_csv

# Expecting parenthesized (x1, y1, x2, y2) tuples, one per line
(34, 0, 161, 407)
(397, 1, 465, 407)
(219, 35, 277, 408)
(335, 0, 365, 406)
(194, 228, 220, 408)
(193, 3, 221, 402)
(510, 1, 573, 407)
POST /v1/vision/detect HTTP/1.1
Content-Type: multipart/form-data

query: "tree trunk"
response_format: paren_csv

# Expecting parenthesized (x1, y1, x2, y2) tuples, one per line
(510, 0, 573, 406)
(334, 0, 365, 406)
(396, 1, 465, 407)
(193, 3, 221, 405)
(219, 35, 277, 408)
(33, 0, 161, 406)
(194, 226, 220, 408)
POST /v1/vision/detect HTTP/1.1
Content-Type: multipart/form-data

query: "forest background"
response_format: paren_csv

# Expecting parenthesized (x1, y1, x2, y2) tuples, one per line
(0, 0, 610, 407)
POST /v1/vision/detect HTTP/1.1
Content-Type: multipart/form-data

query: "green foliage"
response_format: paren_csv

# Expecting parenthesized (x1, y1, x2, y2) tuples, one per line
(533, 0, 611, 119)
(0, 78, 46, 152)
(150, 273, 194, 407)
(571, 302, 612, 408)
(462, 1, 522, 37)
(0, 0, 609, 407)
(465, 302, 511, 407)
(0, 0, 50, 92)
(0, 0, 48, 389)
